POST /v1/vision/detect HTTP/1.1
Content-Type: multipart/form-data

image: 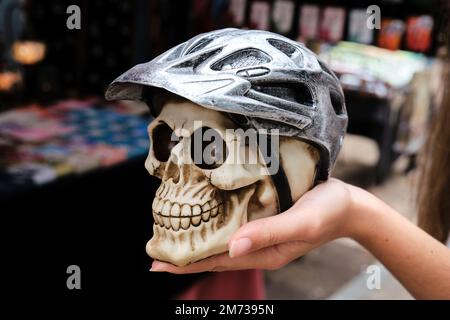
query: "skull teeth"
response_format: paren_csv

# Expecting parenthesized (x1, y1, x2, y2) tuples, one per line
(172, 215, 180, 231)
(181, 204, 190, 217)
(201, 202, 210, 222)
(171, 203, 180, 217)
(152, 198, 224, 231)
(180, 217, 190, 230)
(162, 201, 171, 216)
(191, 215, 201, 227)
(162, 216, 170, 229)
(155, 214, 163, 226)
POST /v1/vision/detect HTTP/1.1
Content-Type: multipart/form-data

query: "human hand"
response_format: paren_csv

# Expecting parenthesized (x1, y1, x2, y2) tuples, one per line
(151, 178, 369, 273)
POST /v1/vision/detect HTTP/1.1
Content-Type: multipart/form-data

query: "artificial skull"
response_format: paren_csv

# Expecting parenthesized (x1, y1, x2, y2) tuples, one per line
(145, 98, 318, 266)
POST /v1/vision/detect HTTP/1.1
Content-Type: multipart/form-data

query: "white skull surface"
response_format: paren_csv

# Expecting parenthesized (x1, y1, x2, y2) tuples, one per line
(145, 99, 318, 266)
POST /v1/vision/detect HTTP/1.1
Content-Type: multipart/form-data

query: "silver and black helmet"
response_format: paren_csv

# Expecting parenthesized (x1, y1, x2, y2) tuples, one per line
(105, 28, 348, 182)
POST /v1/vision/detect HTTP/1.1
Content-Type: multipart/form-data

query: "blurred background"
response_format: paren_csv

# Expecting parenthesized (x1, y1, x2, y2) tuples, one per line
(1, 0, 448, 300)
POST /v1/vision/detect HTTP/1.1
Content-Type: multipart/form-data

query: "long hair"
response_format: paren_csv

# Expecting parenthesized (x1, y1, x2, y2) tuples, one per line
(417, 4, 450, 242)
(418, 67, 450, 243)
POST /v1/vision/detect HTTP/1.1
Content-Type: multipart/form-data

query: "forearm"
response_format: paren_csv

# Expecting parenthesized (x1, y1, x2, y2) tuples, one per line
(347, 186, 450, 299)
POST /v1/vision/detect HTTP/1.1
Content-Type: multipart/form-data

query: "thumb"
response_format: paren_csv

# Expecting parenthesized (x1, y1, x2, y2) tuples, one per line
(228, 205, 314, 258)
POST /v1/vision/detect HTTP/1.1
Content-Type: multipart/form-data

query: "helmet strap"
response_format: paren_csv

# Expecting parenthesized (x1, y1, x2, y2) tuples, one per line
(263, 134, 292, 213)
(270, 162, 293, 214)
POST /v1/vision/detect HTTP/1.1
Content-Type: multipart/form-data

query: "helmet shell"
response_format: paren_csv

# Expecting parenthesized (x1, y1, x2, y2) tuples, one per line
(105, 28, 348, 181)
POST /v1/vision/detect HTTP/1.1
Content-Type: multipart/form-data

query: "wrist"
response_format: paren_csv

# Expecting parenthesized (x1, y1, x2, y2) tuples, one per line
(342, 184, 383, 243)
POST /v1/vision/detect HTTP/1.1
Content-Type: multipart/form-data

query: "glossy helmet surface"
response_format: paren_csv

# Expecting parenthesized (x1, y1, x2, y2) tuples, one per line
(105, 28, 348, 181)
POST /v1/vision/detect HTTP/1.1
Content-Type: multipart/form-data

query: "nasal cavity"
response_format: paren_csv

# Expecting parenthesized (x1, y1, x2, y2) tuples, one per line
(164, 160, 181, 184)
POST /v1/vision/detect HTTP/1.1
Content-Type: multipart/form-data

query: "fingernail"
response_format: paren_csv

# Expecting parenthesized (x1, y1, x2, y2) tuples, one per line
(229, 238, 252, 258)
(150, 261, 164, 272)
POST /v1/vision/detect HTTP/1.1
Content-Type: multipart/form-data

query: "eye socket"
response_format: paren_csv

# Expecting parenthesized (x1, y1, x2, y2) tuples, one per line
(151, 122, 179, 162)
(190, 127, 228, 170)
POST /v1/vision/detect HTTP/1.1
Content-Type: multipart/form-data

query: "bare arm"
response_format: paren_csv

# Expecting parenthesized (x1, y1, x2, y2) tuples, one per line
(151, 179, 450, 299)
(349, 187, 450, 299)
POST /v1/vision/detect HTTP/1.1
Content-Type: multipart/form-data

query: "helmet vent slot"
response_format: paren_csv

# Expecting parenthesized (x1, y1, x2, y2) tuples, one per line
(267, 38, 303, 66)
(211, 49, 271, 71)
(252, 83, 314, 107)
(267, 38, 297, 58)
(160, 42, 187, 62)
(186, 37, 215, 55)
(171, 48, 223, 71)
(330, 91, 344, 115)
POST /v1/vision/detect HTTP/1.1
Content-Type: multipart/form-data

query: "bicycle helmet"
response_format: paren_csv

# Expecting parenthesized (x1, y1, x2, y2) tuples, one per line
(105, 28, 348, 183)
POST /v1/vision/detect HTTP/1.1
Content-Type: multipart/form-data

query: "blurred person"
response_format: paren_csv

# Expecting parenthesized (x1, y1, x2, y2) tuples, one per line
(151, 13, 450, 301)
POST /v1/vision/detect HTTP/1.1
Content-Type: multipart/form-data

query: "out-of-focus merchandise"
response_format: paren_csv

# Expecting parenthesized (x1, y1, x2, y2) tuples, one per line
(0, 100, 150, 186)
(211, 0, 230, 23)
(0, 70, 22, 92)
(319, 7, 346, 43)
(22, 0, 137, 99)
(378, 18, 406, 51)
(348, 9, 374, 44)
(298, 4, 320, 42)
(229, 0, 247, 26)
(320, 40, 439, 180)
(241, 2, 437, 55)
(272, 0, 295, 35)
(11, 40, 46, 65)
(406, 15, 434, 53)
(249, 1, 270, 30)
(195, 1, 434, 54)
(320, 41, 429, 96)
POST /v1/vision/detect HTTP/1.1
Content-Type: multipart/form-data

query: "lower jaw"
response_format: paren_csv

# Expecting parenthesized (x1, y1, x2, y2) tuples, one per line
(147, 207, 231, 266)
(146, 235, 229, 267)
(146, 187, 256, 266)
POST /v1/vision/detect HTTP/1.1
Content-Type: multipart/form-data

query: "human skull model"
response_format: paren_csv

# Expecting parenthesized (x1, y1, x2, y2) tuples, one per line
(144, 98, 318, 266)
(105, 28, 347, 267)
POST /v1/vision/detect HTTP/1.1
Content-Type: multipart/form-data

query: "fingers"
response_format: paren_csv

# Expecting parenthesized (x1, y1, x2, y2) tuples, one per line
(227, 180, 353, 258)
(151, 240, 315, 274)
(150, 250, 265, 274)
(151, 254, 230, 274)
(228, 204, 318, 258)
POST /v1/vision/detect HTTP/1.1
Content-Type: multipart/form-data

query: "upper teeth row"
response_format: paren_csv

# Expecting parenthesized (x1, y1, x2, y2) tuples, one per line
(152, 198, 223, 230)
(152, 198, 221, 217)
